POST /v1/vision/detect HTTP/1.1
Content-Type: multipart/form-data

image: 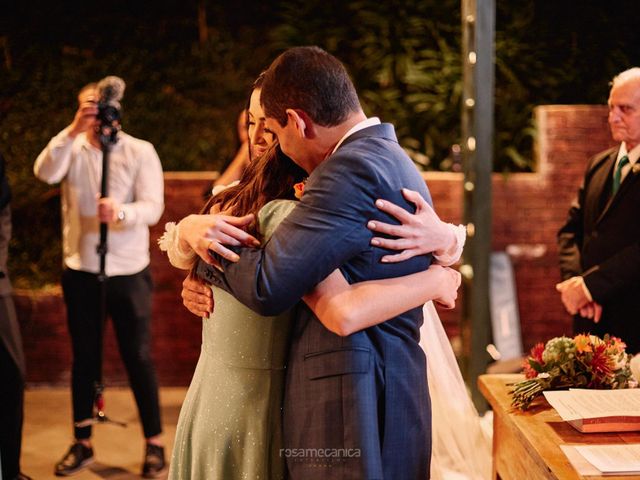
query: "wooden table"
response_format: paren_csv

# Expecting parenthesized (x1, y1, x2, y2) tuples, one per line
(478, 374, 640, 480)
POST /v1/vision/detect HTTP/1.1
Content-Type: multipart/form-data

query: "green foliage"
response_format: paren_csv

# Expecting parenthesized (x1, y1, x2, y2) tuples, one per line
(270, 0, 463, 170)
(1, 0, 639, 287)
(0, 3, 274, 287)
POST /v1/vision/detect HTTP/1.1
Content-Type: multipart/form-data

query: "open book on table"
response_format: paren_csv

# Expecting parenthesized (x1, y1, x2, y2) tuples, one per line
(544, 389, 640, 433)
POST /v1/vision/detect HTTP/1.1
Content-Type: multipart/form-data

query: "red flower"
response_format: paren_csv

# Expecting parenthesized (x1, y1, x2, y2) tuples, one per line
(588, 343, 614, 386)
(522, 342, 545, 379)
(293, 180, 306, 199)
(530, 342, 545, 364)
(523, 360, 538, 379)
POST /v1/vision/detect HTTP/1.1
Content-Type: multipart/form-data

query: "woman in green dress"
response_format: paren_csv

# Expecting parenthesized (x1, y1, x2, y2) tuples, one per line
(161, 81, 461, 480)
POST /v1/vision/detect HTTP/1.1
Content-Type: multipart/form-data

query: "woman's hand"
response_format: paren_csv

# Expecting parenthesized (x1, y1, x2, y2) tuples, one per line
(181, 275, 214, 317)
(177, 213, 260, 264)
(368, 188, 456, 263)
(429, 265, 461, 309)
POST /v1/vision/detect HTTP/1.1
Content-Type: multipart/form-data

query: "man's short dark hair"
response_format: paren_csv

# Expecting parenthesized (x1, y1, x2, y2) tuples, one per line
(261, 46, 361, 127)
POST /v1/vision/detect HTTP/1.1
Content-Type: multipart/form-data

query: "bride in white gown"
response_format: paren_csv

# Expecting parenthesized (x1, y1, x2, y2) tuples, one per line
(422, 301, 492, 480)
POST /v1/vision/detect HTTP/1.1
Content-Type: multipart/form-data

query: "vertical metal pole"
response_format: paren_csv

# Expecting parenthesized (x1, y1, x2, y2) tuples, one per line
(461, 0, 495, 412)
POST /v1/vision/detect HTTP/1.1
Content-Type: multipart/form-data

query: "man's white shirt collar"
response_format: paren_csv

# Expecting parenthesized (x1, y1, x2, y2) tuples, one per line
(331, 117, 381, 155)
(618, 142, 640, 166)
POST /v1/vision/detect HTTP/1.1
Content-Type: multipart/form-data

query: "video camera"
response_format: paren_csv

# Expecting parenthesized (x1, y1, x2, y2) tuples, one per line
(96, 76, 125, 147)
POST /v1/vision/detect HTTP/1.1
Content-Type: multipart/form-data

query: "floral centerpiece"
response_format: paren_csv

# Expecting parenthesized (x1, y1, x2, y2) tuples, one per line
(511, 334, 635, 410)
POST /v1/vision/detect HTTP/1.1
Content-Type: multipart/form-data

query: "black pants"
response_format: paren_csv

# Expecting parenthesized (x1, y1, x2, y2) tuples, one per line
(0, 337, 24, 480)
(62, 267, 162, 440)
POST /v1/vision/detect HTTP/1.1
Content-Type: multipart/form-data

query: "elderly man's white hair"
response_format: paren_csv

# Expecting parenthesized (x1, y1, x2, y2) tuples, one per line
(612, 67, 640, 87)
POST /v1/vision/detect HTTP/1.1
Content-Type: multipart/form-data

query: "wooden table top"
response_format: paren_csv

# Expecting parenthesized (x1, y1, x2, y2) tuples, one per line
(478, 374, 640, 480)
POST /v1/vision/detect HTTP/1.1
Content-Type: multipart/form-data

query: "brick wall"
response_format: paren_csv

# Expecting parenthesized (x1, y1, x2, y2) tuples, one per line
(435, 105, 614, 347)
(17, 105, 614, 385)
(16, 173, 216, 386)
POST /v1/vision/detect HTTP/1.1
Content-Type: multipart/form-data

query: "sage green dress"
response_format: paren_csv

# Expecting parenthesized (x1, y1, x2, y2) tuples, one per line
(169, 200, 296, 480)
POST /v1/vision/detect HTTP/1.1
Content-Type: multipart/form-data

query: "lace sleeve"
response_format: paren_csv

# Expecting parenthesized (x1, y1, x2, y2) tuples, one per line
(158, 181, 241, 269)
(432, 224, 467, 266)
(158, 221, 197, 270)
(211, 180, 239, 197)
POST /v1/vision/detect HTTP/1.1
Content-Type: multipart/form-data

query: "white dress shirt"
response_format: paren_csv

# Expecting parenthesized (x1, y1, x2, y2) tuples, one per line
(34, 127, 164, 276)
(331, 116, 382, 155)
(614, 142, 640, 184)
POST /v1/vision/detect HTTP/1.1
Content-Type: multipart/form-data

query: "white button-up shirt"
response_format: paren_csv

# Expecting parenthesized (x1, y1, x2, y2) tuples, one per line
(615, 142, 640, 184)
(34, 127, 164, 276)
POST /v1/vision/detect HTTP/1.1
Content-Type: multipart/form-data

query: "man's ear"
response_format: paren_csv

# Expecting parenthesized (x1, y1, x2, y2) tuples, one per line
(286, 109, 316, 139)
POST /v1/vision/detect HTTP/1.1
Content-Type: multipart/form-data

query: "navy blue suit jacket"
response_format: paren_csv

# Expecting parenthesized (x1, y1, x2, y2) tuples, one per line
(199, 123, 432, 479)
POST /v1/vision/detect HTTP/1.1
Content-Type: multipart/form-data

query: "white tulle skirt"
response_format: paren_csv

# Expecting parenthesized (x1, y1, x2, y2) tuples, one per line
(421, 302, 492, 480)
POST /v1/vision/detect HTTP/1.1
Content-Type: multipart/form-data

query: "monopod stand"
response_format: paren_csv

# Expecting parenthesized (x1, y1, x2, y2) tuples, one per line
(74, 121, 126, 429)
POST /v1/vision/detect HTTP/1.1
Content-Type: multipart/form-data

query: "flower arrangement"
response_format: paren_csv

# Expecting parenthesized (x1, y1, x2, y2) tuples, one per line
(511, 334, 635, 410)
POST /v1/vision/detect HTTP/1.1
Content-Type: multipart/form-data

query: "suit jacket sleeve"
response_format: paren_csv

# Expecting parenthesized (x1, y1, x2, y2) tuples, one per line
(0, 153, 11, 292)
(557, 161, 590, 280)
(198, 151, 384, 316)
(583, 243, 640, 303)
(0, 152, 10, 211)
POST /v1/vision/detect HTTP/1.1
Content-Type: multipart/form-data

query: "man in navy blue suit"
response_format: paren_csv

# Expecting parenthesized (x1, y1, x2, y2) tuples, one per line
(195, 46, 443, 479)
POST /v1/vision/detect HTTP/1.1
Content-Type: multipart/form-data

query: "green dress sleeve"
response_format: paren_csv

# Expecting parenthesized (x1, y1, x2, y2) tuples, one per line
(258, 199, 298, 241)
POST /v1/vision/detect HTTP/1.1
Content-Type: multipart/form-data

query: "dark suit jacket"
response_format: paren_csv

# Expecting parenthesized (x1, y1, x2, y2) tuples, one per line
(0, 152, 24, 378)
(558, 146, 640, 353)
(198, 123, 432, 479)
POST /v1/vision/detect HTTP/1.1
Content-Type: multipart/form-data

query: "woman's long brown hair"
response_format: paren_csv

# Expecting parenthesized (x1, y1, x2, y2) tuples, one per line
(189, 74, 305, 276)
(189, 144, 305, 279)
(200, 142, 306, 239)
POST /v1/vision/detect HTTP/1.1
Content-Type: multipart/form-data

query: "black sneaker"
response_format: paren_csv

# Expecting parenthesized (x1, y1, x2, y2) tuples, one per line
(54, 442, 94, 476)
(142, 444, 166, 478)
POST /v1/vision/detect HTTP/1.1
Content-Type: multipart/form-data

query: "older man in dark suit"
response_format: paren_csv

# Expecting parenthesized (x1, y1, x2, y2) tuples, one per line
(557, 67, 640, 353)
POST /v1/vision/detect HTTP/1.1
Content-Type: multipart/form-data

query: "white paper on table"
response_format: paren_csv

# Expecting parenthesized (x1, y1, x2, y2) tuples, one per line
(544, 391, 583, 421)
(560, 445, 603, 476)
(543, 389, 640, 422)
(575, 444, 640, 474)
(560, 445, 640, 476)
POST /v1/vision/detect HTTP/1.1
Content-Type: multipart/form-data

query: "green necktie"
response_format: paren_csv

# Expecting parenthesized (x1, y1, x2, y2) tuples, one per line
(612, 155, 630, 194)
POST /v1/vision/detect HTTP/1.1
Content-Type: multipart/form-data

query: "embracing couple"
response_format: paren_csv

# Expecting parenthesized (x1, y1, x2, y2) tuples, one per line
(162, 46, 468, 479)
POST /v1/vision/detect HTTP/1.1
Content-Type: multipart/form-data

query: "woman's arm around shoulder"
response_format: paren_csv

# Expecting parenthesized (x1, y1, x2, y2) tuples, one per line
(304, 264, 461, 336)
